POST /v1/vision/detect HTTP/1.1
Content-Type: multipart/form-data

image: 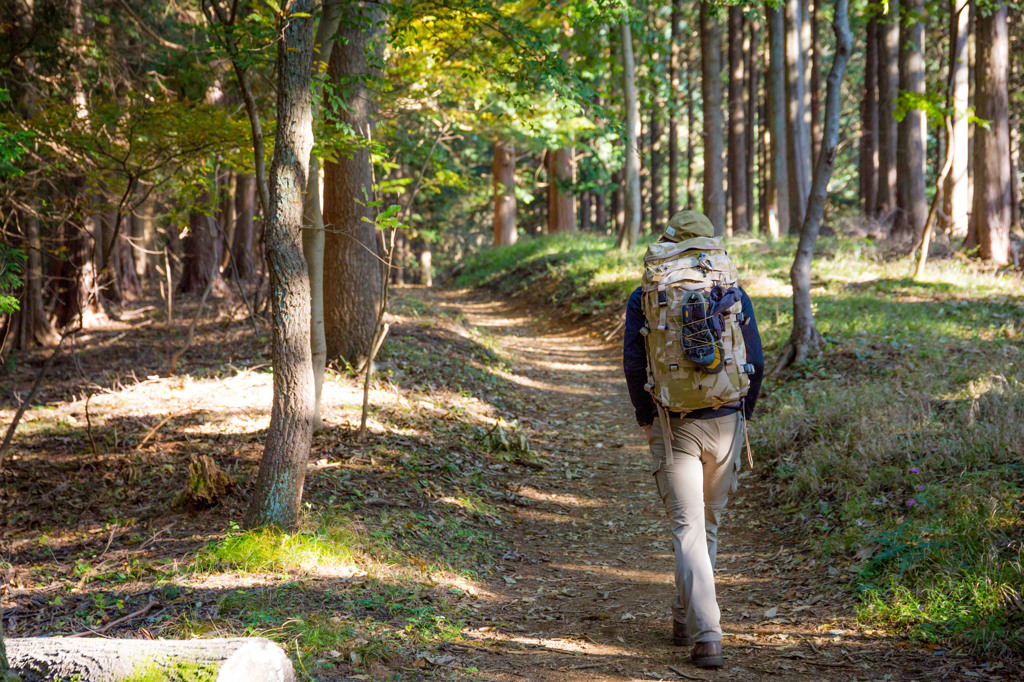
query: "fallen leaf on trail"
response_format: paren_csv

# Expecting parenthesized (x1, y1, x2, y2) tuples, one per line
(621, 612, 636, 620)
(764, 606, 779, 618)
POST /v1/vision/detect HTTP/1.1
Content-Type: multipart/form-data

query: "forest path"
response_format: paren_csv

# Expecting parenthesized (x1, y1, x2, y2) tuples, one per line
(415, 287, 957, 682)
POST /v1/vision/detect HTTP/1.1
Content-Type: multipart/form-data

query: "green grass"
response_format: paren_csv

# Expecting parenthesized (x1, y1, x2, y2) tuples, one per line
(460, 231, 1024, 659)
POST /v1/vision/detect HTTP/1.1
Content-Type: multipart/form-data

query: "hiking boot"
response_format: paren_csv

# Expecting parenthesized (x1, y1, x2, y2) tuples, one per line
(690, 641, 724, 669)
(672, 620, 692, 647)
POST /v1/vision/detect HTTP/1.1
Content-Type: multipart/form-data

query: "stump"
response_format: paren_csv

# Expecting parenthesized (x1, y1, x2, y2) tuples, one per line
(176, 455, 235, 511)
(7, 637, 294, 681)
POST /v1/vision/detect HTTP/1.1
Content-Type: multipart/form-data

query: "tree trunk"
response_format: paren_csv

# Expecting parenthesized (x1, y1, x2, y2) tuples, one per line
(767, 3, 791, 236)
(650, 106, 663, 233)
(179, 207, 221, 295)
(894, 0, 927, 243)
(617, 19, 642, 250)
(784, 0, 812, 228)
(230, 175, 258, 281)
(685, 48, 697, 210)
(971, 2, 1011, 264)
(323, 3, 383, 369)
(18, 214, 58, 347)
(781, 0, 851, 369)
(493, 141, 517, 246)
(728, 6, 749, 235)
(219, 171, 237, 270)
(809, 0, 822, 160)
(547, 147, 576, 233)
(6, 637, 294, 682)
(944, 0, 971, 238)
(746, 17, 759, 235)
(595, 188, 607, 232)
(418, 241, 432, 287)
(875, 0, 900, 221)
(860, 16, 879, 217)
(669, 0, 682, 218)
(246, 0, 316, 530)
(701, 2, 726, 235)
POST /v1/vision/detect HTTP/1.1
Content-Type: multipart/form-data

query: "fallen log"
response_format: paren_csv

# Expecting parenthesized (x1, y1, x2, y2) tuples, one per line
(7, 637, 294, 681)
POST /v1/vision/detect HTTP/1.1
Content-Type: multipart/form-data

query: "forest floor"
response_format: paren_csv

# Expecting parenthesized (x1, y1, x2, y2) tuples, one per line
(2, 273, 1017, 681)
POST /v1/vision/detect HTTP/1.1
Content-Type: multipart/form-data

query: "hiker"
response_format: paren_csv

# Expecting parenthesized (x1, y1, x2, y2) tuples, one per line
(622, 210, 764, 669)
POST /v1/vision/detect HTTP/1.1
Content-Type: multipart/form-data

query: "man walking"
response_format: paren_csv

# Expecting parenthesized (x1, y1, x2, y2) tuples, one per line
(622, 210, 764, 669)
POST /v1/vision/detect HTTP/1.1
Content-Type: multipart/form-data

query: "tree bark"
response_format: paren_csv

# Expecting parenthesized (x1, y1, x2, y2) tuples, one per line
(322, 3, 383, 369)
(616, 19, 642, 250)
(179, 205, 221, 295)
(668, 0, 682, 218)
(246, 0, 316, 529)
(809, 0, 822, 160)
(685, 47, 697, 210)
(547, 147, 576, 233)
(650, 105, 663, 233)
(971, 2, 1011, 264)
(767, 3, 791, 236)
(784, 0, 812, 228)
(493, 141, 517, 246)
(746, 17, 759, 235)
(894, 0, 927, 243)
(701, 2, 726, 235)
(230, 175, 258, 281)
(728, 6, 749, 235)
(6, 637, 294, 682)
(17, 214, 58, 347)
(860, 16, 879, 217)
(944, 0, 971, 238)
(780, 0, 851, 370)
(875, 0, 900, 221)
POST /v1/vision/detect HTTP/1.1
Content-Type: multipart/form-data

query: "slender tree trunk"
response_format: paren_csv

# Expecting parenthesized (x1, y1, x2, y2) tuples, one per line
(229, 175, 258, 281)
(971, 2, 1011, 264)
(781, 0, 851, 369)
(19, 214, 58, 347)
(784, 0, 812, 227)
(246, 0, 316, 530)
(493, 141, 517, 246)
(685, 49, 697, 210)
(595, 188, 607, 231)
(668, 0, 682, 218)
(650, 106, 663, 233)
(1009, 104, 1020, 233)
(767, 3, 791, 236)
(944, 0, 971, 238)
(746, 18, 759, 234)
(809, 0, 822, 160)
(875, 0, 900, 221)
(701, 2, 726, 235)
(323, 3, 383, 369)
(617, 19, 642, 250)
(219, 171, 237, 270)
(179, 203, 221, 295)
(860, 16, 879, 217)
(547, 147, 576, 233)
(728, 6, 749, 234)
(894, 0, 927, 243)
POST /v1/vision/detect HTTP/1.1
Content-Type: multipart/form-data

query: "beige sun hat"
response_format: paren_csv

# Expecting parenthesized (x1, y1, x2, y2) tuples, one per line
(661, 210, 715, 241)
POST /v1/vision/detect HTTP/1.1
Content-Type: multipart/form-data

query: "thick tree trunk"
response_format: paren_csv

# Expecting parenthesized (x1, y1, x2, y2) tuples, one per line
(246, 0, 316, 530)
(875, 0, 900, 221)
(7, 637, 294, 682)
(493, 141, 517, 246)
(230, 175, 258, 281)
(685, 50, 697, 210)
(17, 215, 58, 347)
(547, 147, 576, 233)
(971, 3, 1011, 264)
(894, 0, 927, 243)
(944, 0, 971, 238)
(129, 198, 153, 278)
(616, 20, 642, 250)
(728, 6, 749, 235)
(784, 0, 812, 228)
(668, 0, 682, 218)
(322, 3, 383, 369)
(701, 2, 726, 235)
(767, 3, 791, 236)
(179, 208, 221, 295)
(781, 0, 851, 370)
(860, 16, 879, 217)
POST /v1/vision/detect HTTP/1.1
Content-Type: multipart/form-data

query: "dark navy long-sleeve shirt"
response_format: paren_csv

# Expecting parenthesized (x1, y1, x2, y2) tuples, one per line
(623, 286, 764, 426)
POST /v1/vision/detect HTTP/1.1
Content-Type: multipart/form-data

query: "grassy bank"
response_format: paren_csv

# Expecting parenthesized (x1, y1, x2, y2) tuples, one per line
(459, 232, 1024, 659)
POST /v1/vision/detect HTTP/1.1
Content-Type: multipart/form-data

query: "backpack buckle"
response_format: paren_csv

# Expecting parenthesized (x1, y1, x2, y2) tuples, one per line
(696, 252, 714, 274)
(657, 290, 668, 307)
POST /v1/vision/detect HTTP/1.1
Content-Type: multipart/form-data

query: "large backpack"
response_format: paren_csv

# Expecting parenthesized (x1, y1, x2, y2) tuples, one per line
(640, 236, 753, 415)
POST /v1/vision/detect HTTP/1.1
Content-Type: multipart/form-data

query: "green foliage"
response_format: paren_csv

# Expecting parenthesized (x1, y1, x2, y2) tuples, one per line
(124, 661, 218, 682)
(0, 242, 25, 314)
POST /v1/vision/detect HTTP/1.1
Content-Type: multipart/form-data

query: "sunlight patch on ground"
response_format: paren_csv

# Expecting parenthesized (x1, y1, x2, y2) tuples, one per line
(547, 563, 671, 585)
(515, 486, 607, 509)
(486, 367, 591, 395)
(466, 632, 634, 658)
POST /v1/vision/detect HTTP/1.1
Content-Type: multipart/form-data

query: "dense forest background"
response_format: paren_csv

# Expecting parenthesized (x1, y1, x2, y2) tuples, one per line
(1, 0, 1023, 679)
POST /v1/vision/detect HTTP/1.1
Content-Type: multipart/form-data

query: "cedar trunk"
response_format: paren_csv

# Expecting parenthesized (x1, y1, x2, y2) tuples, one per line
(179, 208, 221, 295)
(859, 17, 879, 216)
(766, 3, 791, 236)
(971, 3, 1011, 264)
(701, 2, 726, 235)
(784, 0, 812, 228)
(746, 18, 759, 234)
(944, 0, 970, 238)
(875, 0, 900, 221)
(728, 6, 748, 234)
(230, 175, 259, 281)
(894, 0, 927, 243)
(493, 141, 517, 246)
(547, 147, 576, 233)
(668, 0, 682, 218)
(322, 5, 383, 369)
(617, 20, 642, 250)
(246, 0, 316, 529)
(650, 107, 663, 233)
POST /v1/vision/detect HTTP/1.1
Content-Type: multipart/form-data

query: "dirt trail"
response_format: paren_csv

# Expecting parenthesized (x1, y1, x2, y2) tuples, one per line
(418, 288, 983, 682)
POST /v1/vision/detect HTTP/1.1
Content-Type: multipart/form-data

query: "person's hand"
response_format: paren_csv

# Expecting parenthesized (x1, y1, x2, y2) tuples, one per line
(642, 424, 652, 437)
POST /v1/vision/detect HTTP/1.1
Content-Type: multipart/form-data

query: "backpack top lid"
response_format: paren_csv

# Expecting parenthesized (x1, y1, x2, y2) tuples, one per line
(660, 210, 716, 242)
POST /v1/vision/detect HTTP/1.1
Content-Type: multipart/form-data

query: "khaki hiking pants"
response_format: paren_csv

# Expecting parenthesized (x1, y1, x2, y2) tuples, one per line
(648, 411, 742, 643)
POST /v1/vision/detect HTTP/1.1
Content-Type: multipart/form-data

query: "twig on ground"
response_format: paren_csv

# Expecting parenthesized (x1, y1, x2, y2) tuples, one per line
(0, 333, 68, 466)
(84, 391, 98, 455)
(748, 546, 785, 570)
(67, 600, 160, 638)
(667, 665, 706, 680)
(136, 523, 176, 550)
(136, 401, 201, 450)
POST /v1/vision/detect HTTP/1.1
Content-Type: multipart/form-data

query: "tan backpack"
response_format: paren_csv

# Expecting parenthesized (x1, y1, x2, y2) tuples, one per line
(640, 236, 752, 417)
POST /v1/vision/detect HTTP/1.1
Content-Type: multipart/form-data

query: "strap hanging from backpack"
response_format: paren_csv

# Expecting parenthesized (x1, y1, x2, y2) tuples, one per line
(657, 403, 674, 466)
